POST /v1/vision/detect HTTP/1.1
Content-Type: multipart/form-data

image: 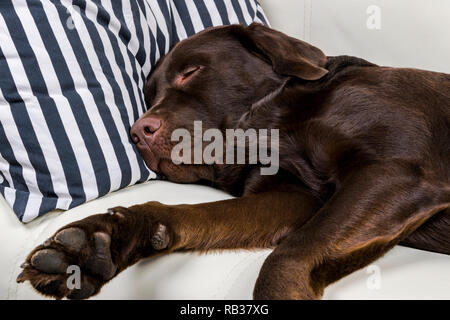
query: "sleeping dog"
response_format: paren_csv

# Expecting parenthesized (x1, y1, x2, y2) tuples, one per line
(17, 23, 450, 299)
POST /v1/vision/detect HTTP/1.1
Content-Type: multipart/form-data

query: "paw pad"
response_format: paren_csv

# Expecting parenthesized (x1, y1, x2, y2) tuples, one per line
(54, 228, 87, 252)
(31, 249, 69, 274)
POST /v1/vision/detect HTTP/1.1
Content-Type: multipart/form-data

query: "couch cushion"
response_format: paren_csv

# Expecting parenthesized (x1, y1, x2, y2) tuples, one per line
(1, 181, 449, 299)
(0, 0, 268, 223)
(260, 0, 450, 72)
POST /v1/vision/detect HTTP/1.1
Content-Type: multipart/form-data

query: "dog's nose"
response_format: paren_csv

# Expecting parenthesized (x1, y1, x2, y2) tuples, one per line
(130, 116, 162, 144)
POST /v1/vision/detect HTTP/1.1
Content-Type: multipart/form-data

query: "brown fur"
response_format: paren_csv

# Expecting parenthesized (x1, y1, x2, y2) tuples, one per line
(18, 23, 450, 299)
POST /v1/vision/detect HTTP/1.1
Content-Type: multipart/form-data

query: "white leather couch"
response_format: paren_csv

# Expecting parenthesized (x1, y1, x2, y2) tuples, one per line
(1, 0, 450, 300)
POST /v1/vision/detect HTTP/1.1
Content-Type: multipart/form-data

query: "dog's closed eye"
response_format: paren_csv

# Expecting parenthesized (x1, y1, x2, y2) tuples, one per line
(174, 66, 202, 87)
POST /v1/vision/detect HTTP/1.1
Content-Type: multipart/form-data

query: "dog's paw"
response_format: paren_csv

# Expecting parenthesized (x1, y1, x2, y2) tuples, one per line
(17, 207, 171, 299)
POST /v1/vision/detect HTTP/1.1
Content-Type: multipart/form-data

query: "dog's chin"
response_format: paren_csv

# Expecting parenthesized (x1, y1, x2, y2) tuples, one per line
(136, 142, 215, 183)
(156, 160, 215, 183)
(157, 160, 192, 183)
(137, 152, 195, 182)
(136, 146, 160, 173)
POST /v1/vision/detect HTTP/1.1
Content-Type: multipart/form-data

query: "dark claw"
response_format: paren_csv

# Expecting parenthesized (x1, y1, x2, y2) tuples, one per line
(16, 272, 25, 283)
(107, 207, 126, 218)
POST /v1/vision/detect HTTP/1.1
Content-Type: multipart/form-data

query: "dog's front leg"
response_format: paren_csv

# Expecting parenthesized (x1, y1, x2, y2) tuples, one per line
(17, 190, 321, 299)
(253, 162, 450, 300)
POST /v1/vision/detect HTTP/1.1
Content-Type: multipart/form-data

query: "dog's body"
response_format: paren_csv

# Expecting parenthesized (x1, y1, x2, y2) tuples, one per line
(18, 24, 450, 300)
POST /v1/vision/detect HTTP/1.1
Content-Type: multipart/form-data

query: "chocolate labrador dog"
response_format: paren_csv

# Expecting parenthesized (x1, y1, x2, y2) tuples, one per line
(18, 23, 450, 300)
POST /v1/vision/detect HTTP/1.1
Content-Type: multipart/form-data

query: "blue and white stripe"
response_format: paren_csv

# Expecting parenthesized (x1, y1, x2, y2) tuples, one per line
(0, 0, 268, 222)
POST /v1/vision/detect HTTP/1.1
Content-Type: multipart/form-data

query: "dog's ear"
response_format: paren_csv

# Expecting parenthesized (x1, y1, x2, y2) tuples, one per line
(238, 23, 328, 80)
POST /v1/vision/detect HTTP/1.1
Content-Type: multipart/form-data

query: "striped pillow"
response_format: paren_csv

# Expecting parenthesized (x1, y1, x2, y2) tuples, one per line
(0, 0, 268, 223)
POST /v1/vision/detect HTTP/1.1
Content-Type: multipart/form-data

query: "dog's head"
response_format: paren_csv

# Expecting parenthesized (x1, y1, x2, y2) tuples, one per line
(131, 23, 328, 182)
